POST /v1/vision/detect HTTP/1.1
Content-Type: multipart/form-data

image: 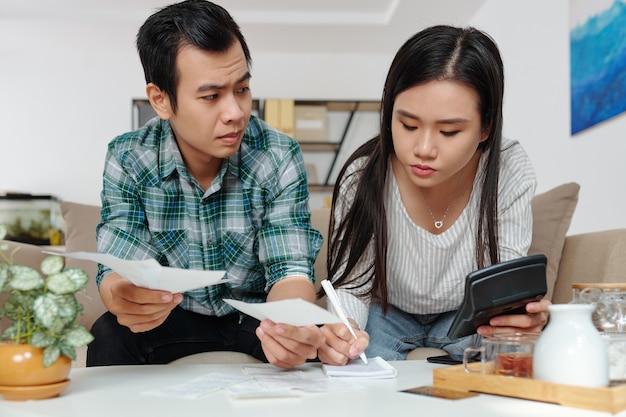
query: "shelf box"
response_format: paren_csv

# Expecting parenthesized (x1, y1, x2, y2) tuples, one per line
(295, 105, 327, 142)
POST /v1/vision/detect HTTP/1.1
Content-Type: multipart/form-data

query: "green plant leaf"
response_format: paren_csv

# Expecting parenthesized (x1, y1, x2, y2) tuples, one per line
(63, 324, 94, 347)
(59, 342, 77, 360)
(1, 325, 19, 341)
(0, 263, 9, 290)
(31, 331, 55, 348)
(58, 268, 89, 292)
(8, 265, 44, 291)
(2, 295, 35, 322)
(62, 268, 89, 291)
(47, 272, 76, 295)
(40, 255, 64, 275)
(34, 293, 78, 332)
(33, 293, 61, 330)
(43, 345, 61, 368)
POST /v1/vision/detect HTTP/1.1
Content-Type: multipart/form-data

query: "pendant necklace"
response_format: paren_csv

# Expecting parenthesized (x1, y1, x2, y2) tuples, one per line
(421, 169, 464, 230)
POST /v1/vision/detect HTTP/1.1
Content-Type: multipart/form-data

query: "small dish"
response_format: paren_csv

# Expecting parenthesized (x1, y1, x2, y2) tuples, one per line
(0, 379, 70, 401)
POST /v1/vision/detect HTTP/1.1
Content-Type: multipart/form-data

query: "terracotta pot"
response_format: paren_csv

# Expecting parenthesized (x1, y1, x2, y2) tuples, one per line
(0, 343, 71, 387)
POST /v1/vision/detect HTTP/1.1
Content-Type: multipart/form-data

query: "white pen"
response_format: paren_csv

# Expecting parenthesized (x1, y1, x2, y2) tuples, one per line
(321, 279, 368, 365)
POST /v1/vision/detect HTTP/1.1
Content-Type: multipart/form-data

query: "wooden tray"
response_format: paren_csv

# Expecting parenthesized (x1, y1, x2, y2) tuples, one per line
(432, 363, 626, 413)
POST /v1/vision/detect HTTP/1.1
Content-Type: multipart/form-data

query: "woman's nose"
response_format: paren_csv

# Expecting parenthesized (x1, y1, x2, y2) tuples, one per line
(414, 131, 437, 158)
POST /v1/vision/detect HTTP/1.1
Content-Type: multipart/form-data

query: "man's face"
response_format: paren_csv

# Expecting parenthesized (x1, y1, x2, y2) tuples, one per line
(165, 42, 252, 172)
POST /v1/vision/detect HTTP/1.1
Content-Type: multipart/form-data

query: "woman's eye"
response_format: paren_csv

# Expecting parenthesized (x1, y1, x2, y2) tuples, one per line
(441, 130, 460, 137)
(402, 123, 417, 131)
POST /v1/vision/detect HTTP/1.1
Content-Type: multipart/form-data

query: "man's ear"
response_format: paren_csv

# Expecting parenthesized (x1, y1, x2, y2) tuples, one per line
(146, 83, 173, 120)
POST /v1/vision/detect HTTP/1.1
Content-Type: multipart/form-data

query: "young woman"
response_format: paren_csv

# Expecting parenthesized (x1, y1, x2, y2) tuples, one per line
(317, 25, 550, 365)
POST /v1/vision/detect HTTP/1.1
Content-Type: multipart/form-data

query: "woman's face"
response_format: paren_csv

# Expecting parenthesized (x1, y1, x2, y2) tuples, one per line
(391, 80, 489, 189)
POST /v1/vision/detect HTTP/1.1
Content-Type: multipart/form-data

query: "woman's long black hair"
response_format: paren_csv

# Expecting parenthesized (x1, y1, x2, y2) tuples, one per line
(326, 25, 505, 312)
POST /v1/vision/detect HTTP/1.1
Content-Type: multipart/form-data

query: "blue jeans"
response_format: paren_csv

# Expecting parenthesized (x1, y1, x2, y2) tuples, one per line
(364, 302, 481, 360)
(86, 306, 267, 366)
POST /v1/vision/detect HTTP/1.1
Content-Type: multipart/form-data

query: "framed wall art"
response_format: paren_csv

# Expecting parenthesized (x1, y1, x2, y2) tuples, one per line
(570, 0, 626, 135)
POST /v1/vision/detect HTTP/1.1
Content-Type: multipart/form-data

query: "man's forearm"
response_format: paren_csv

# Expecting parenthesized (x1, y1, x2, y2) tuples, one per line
(267, 276, 316, 303)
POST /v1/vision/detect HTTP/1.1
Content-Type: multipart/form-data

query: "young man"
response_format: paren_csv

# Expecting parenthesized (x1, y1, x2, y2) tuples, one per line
(87, 0, 324, 369)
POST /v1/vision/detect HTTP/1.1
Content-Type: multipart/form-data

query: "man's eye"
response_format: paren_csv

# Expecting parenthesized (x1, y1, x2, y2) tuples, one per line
(237, 86, 250, 94)
(202, 94, 218, 101)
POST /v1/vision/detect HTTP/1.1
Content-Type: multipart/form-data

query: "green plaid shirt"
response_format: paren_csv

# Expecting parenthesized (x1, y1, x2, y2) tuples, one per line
(96, 115, 322, 316)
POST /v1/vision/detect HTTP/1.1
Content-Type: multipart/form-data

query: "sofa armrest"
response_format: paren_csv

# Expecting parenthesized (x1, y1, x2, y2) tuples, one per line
(0, 239, 56, 269)
(552, 229, 626, 304)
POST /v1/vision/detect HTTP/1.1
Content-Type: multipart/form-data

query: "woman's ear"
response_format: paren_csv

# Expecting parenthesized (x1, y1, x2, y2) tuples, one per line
(146, 83, 173, 120)
(480, 124, 491, 143)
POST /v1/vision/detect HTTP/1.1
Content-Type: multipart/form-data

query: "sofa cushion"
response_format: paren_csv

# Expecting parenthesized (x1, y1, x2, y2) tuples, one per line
(60, 201, 105, 330)
(528, 182, 580, 301)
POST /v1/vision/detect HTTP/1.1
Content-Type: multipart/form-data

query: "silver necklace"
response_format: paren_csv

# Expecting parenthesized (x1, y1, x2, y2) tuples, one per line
(421, 169, 464, 230)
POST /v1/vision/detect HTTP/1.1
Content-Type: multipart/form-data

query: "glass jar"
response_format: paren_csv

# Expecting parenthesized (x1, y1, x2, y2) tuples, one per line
(601, 332, 626, 383)
(571, 283, 626, 332)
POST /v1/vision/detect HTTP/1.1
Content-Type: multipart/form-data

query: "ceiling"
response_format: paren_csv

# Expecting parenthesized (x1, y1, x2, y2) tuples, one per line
(1, 0, 486, 53)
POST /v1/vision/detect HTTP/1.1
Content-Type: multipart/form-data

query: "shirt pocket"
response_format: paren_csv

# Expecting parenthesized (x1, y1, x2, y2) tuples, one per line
(139, 186, 190, 267)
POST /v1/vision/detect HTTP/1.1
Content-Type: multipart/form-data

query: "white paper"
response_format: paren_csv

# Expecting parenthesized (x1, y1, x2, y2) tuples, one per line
(224, 298, 342, 326)
(322, 356, 397, 379)
(54, 251, 229, 293)
(142, 372, 251, 399)
(141, 367, 365, 400)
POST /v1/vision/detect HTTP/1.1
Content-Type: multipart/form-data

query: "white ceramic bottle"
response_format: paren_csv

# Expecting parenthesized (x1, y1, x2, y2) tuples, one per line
(533, 304, 609, 387)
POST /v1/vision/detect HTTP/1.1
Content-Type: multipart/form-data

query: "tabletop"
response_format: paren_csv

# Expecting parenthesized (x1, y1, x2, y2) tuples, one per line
(0, 360, 624, 417)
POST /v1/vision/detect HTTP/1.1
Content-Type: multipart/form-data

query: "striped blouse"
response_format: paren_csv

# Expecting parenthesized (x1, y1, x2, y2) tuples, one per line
(330, 138, 537, 330)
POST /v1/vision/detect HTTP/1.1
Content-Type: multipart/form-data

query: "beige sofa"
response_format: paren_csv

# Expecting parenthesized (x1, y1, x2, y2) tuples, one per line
(2, 182, 625, 366)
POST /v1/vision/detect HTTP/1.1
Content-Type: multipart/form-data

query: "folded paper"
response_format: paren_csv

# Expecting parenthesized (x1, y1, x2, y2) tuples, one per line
(224, 298, 342, 327)
(53, 251, 228, 293)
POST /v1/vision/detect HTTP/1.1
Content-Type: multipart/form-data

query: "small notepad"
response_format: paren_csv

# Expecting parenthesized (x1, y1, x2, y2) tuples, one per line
(322, 356, 397, 379)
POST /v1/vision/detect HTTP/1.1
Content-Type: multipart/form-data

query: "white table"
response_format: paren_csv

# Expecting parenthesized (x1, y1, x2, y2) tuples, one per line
(0, 361, 623, 417)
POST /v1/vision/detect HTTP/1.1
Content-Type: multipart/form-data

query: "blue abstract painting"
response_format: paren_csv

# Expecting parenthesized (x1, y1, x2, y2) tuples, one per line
(570, 0, 626, 135)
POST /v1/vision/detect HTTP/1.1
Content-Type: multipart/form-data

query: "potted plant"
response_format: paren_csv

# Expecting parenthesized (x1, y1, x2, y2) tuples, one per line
(0, 224, 94, 400)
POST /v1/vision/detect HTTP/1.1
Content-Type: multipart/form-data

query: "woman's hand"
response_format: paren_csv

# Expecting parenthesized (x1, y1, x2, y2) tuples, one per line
(317, 320, 369, 365)
(477, 298, 551, 337)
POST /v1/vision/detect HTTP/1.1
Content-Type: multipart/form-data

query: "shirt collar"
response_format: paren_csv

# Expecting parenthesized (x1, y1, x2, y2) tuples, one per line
(157, 119, 244, 185)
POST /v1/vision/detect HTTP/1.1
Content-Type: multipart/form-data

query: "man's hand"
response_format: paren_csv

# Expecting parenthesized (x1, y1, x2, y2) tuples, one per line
(99, 272, 183, 333)
(318, 320, 369, 365)
(255, 276, 325, 368)
(477, 298, 551, 337)
(256, 321, 324, 369)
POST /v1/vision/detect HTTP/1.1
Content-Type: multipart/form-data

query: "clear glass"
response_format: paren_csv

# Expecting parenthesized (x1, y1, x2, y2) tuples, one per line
(571, 283, 626, 332)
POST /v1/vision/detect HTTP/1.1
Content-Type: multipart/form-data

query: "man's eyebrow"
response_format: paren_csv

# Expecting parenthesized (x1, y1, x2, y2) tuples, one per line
(196, 72, 252, 93)
(395, 109, 470, 124)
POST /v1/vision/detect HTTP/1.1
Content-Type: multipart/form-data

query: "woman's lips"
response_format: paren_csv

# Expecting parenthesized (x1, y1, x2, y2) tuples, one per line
(412, 164, 436, 177)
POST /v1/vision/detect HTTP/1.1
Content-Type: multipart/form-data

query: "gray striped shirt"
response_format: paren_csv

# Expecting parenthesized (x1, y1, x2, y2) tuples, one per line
(330, 138, 537, 329)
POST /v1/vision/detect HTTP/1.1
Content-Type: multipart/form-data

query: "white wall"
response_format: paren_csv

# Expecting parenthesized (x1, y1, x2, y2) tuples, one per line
(470, 0, 626, 235)
(1, 0, 624, 235)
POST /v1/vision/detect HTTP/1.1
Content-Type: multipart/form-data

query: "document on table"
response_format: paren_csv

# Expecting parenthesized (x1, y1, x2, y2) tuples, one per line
(224, 298, 343, 326)
(322, 356, 397, 379)
(53, 251, 229, 293)
(142, 367, 366, 399)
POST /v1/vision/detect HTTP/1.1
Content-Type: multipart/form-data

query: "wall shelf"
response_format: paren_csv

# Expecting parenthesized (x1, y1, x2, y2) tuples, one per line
(131, 98, 380, 201)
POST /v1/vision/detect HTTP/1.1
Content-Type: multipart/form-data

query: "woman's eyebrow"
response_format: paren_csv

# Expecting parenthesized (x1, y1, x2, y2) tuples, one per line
(396, 109, 470, 125)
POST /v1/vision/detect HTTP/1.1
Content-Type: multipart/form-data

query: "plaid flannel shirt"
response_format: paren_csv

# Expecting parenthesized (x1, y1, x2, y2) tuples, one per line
(96, 115, 322, 316)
